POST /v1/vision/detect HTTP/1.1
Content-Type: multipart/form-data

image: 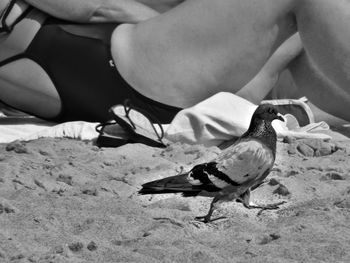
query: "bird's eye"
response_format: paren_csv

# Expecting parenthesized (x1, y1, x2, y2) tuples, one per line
(268, 108, 274, 114)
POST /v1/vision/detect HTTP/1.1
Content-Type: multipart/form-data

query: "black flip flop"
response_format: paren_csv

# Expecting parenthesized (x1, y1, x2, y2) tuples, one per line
(95, 99, 167, 148)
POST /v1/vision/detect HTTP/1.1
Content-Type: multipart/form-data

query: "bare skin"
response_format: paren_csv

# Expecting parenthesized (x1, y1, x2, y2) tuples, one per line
(237, 33, 303, 105)
(25, 0, 157, 23)
(0, 0, 181, 118)
(3, 0, 350, 122)
(110, 0, 350, 122)
(25, 0, 183, 23)
(112, 0, 298, 108)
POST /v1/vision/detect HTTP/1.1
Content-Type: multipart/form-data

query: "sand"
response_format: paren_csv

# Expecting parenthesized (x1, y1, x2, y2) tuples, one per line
(1, 136, 350, 263)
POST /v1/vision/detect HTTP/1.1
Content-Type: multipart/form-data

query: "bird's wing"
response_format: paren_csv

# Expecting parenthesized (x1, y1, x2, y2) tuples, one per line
(187, 162, 238, 189)
(212, 139, 275, 187)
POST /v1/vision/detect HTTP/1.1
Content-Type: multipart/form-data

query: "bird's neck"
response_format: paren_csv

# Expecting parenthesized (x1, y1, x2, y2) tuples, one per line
(244, 119, 277, 155)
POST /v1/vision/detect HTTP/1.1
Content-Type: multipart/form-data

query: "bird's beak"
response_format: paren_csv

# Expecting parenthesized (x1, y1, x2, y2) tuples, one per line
(276, 113, 285, 122)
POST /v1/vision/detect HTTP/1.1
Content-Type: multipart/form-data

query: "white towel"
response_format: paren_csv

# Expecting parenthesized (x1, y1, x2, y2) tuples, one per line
(0, 92, 331, 146)
(165, 92, 331, 146)
(0, 117, 98, 143)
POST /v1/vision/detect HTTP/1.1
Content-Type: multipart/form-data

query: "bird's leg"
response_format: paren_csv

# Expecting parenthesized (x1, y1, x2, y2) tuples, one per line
(195, 195, 226, 223)
(239, 189, 286, 210)
(237, 189, 252, 208)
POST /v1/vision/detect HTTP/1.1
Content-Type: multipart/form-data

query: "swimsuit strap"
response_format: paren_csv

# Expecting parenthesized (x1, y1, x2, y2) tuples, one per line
(0, 8, 47, 63)
(0, 0, 32, 33)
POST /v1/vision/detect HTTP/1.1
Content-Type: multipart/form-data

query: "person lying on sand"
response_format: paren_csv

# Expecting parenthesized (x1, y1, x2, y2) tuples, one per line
(1, 0, 350, 126)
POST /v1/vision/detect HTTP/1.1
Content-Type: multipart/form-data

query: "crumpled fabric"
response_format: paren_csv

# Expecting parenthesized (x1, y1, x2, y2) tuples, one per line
(0, 117, 99, 143)
(22, 121, 99, 142)
(0, 92, 331, 146)
(165, 92, 331, 147)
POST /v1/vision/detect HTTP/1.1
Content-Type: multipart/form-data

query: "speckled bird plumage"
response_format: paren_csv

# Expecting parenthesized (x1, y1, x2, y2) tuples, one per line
(139, 104, 285, 222)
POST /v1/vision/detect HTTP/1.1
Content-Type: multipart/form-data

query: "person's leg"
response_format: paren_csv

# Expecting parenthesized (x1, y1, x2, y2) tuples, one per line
(237, 33, 303, 104)
(293, 0, 350, 121)
(289, 49, 350, 122)
(0, 59, 62, 119)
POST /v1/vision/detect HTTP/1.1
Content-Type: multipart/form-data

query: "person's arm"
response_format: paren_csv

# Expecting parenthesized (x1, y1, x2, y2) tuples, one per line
(25, 0, 160, 23)
(236, 33, 303, 104)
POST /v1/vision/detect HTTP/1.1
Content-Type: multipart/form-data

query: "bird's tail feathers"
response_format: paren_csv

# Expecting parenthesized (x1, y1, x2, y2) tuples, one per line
(139, 173, 201, 196)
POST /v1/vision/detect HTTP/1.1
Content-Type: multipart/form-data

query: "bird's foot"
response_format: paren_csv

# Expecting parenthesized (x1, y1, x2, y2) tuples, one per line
(194, 215, 227, 223)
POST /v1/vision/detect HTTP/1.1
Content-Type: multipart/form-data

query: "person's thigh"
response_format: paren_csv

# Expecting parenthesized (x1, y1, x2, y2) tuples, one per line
(0, 58, 62, 119)
(288, 50, 350, 122)
(295, 0, 350, 95)
(290, 0, 350, 121)
(111, 0, 299, 108)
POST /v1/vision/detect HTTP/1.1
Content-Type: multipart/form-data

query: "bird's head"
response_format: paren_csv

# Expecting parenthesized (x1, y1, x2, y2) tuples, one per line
(252, 104, 284, 123)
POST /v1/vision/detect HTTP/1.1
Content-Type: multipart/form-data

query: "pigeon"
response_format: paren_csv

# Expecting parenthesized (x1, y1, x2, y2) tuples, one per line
(139, 104, 285, 223)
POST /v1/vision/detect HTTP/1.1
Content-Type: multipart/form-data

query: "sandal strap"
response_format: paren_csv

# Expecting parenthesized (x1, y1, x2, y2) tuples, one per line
(95, 99, 166, 148)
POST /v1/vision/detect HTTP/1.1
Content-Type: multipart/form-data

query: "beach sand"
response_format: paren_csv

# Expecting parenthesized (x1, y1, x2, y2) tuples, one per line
(1, 136, 350, 262)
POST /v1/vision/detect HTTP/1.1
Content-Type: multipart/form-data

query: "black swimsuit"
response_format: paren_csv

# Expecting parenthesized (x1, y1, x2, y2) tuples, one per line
(1, 17, 181, 123)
